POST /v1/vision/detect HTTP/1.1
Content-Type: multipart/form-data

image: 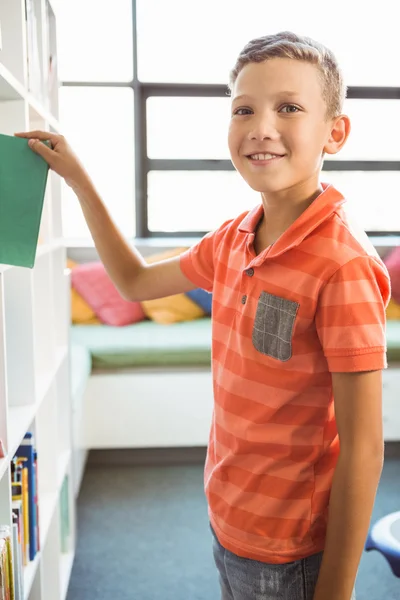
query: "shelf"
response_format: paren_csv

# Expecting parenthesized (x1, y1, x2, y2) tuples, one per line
(23, 551, 41, 600)
(0, 459, 7, 482)
(36, 239, 64, 260)
(60, 551, 74, 600)
(39, 491, 58, 551)
(0, 62, 26, 102)
(0, 3, 74, 598)
(6, 404, 37, 468)
(0, 62, 61, 132)
(35, 344, 68, 405)
(57, 450, 71, 492)
(3, 346, 68, 481)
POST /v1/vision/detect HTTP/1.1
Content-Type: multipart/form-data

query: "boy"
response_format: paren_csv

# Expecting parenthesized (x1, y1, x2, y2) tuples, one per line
(17, 31, 389, 600)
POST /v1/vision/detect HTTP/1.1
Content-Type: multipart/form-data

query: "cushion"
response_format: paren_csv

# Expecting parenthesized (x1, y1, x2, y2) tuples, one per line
(70, 318, 212, 369)
(67, 260, 100, 324)
(386, 298, 400, 320)
(186, 288, 212, 315)
(383, 247, 400, 303)
(71, 287, 101, 325)
(141, 248, 205, 324)
(71, 261, 146, 327)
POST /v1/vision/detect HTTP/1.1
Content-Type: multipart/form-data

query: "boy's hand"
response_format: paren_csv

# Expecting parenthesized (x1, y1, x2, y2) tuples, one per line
(14, 130, 91, 191)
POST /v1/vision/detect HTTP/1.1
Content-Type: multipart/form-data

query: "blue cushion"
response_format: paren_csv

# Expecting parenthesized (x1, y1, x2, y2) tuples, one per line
(186, 288, 212, 315)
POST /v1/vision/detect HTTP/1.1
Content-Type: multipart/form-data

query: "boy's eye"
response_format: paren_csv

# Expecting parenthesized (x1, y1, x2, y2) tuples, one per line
(233, 107, 252, 116)
(280, 104, 300, 114)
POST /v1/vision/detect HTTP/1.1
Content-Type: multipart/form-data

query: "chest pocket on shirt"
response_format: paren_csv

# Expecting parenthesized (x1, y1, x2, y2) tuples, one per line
(252, 291, 299, 361)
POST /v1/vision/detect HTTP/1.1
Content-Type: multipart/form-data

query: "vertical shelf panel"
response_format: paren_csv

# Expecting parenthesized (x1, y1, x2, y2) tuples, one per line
(0, 274, 9, 466)
(3, 267, 36, 408)
(51, 247, 68, 352)
(0, 0, 27, 85)
(0, 99, 28, 135)
(27, 565, 43, 600)
(36, 383, 57, 499)
(42, 1, 59, 117)
(27, 111, 52, 246)
(35, 381, 58, 568)
(0, 464, 11, 528)
(56, 353, 71, 466)
(40, 503, 61, 600)
(32, 253, 56, 400)
(26, 0, 45, 103)
(49, 169, 62, 240)
(59, 467, 74, 600)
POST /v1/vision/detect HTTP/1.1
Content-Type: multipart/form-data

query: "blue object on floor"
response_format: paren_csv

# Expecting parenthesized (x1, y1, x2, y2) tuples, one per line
(365, 511, 400, 577)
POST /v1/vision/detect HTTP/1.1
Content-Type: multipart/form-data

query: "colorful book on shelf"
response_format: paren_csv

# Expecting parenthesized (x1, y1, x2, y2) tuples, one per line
(0, 133, 49, 269)
(33, 451, 40, 552)
(11, 517, 23, 600)
(11, 464, 29, 566)
(14, 434, 38, 562)
(11, 502, 24, 600)
(0, 525, 15, 600)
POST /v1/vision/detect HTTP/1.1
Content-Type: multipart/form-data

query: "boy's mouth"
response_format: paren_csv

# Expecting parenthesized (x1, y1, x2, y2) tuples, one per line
(246, 153, 285, 165)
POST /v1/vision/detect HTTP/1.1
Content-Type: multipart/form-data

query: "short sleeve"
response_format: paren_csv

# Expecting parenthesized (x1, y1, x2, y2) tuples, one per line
(180, 218, 234, 292)
(315, 256, 391, 372)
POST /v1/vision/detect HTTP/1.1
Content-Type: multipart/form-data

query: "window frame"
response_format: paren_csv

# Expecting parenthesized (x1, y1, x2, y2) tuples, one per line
(60, 0, 400, 238)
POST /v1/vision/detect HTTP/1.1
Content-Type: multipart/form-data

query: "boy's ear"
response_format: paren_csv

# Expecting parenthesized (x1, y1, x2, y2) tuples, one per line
(323, 114, 351, 155)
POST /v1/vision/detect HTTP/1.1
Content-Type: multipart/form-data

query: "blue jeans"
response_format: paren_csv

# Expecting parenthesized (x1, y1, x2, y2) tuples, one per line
(211, 527, 356, 600)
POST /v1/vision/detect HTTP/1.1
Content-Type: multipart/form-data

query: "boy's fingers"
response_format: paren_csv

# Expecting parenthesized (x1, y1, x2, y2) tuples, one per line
(28, 138, 55, 162)
(15, 130, 59, 142)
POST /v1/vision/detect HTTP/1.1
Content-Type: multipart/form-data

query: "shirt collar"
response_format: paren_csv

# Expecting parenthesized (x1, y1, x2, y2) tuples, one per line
(237, 183, 346, 258)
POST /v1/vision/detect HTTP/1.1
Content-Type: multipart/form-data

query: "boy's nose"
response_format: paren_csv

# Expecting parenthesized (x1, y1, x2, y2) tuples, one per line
(248, 116, 279, 141)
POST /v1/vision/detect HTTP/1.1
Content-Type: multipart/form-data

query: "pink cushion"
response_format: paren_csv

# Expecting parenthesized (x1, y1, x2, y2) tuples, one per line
(384, 247, 400, 304)
(71, 262, 146, 326)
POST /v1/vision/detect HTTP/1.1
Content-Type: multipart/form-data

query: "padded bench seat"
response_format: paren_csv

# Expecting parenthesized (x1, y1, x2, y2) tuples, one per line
(70, 317, 212, 369)
(70, 318, 400, 370)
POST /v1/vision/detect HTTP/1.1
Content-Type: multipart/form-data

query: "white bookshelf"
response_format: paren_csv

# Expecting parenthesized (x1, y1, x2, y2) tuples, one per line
(0, 1, 76, 600)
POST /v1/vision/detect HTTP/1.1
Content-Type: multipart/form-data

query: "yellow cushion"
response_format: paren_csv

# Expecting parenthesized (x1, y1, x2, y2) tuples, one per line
(141, 248, 205, 324)
(386, 298, 400, 320)
(68, 259, 101, 325)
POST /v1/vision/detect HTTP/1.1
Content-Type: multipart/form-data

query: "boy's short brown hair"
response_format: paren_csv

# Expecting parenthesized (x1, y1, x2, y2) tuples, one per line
(229, 31, 346, 119)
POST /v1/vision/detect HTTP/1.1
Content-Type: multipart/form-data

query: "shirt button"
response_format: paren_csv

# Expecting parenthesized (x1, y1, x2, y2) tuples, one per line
(246, 268, 254, 277)
(241, 295, 247, 304)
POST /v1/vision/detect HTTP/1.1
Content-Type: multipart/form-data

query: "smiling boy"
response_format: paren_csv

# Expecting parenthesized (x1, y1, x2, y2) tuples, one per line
(17, 31, 390, 600)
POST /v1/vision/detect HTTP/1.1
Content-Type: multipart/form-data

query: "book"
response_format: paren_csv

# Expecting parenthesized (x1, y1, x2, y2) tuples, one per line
(11, 519, 22, 600)
(0, 527, 14, 600)
(11, 501, 25, 594)
(0, 133, 49, 268)
(15, 434, 37, 561)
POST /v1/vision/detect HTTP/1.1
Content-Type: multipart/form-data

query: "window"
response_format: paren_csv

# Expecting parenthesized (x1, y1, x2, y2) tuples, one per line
(59, 87, 135, 238)
(58, 0, 400, 239)
(136, 0, 399, 86)
(57, 0, 133, 81)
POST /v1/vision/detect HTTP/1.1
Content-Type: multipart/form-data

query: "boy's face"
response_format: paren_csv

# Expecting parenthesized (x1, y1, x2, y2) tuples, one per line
(228, 58, 342, 196)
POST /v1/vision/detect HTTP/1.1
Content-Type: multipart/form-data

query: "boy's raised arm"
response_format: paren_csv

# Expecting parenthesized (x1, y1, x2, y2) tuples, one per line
(15, 130, 196, 302)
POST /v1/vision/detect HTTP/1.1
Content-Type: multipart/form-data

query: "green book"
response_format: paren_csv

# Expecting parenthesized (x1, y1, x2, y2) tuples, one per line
(0, 133, 50, 268)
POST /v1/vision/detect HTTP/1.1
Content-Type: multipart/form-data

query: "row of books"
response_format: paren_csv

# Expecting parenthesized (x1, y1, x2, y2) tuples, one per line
(0, 432, 40, 599)
(0, 430, 71, 599)
(0, 431, 36, 599)
(11, 432, 39, 600)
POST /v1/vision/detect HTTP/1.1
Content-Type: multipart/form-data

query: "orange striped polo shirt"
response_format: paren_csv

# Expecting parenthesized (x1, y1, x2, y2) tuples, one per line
(180, 183, 390, 564)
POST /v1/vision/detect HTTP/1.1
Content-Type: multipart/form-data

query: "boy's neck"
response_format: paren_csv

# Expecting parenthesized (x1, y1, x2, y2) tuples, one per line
(254, 183, 323, 255)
